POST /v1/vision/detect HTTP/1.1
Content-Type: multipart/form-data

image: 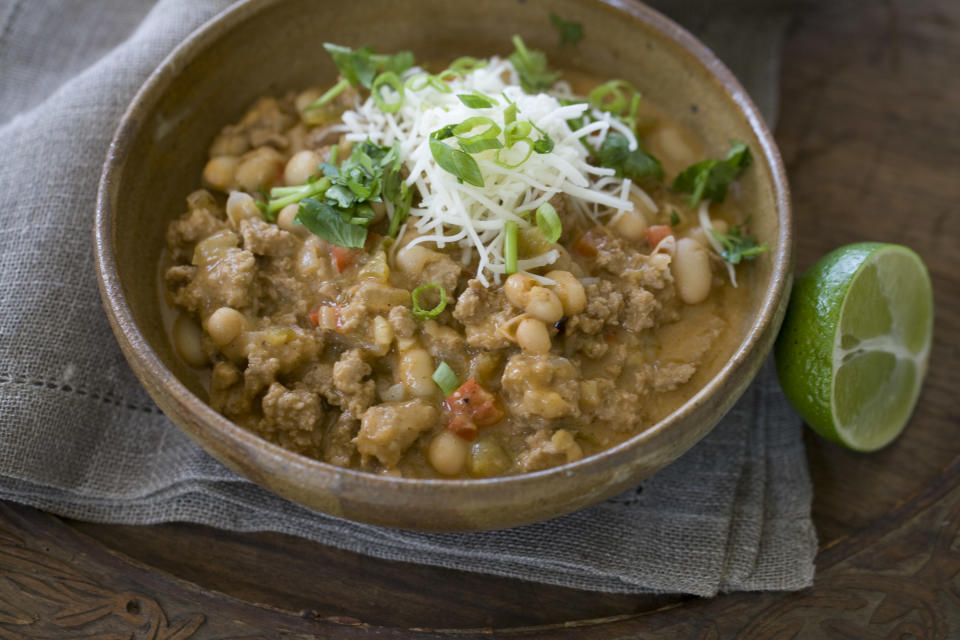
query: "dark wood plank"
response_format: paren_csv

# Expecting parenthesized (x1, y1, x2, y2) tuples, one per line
(67, 519, 681, 629)
(6, 0, 960, 636)
(776, 0, 960, 543)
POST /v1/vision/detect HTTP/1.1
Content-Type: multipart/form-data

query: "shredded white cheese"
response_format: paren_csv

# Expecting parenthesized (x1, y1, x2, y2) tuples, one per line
(339, 58, 636, 285)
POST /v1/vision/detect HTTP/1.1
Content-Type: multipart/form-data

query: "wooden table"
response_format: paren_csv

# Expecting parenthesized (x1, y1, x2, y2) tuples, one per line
(2, 1, 958, 636)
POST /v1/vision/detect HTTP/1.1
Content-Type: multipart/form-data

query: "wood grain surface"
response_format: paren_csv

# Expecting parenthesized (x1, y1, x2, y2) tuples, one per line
(3, 0, 959, 637)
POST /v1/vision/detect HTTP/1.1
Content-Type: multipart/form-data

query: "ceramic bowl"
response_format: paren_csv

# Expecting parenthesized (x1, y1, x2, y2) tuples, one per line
(95, 0, 792, 530)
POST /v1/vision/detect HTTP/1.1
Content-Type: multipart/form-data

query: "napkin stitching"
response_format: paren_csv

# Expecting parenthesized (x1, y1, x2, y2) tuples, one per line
(0, 371, 161, 414)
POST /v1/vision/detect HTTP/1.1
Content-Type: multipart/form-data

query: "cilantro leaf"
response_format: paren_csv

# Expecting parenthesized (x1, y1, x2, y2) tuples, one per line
(708, 225, 768, 264)
(430, 139, 484, 187)
(373, 50, 415, 76)
(275, 139, 410, 247)
(533, 132, 555, 154)
(295, 198, 368, 248)
(550, 13, 584, 46)
(597, 132, 663, 181)
(672, 141, 752, 207)
(457, 92, 498, 109)
(323, 43, 414, 89)
(508, 35, 561, 94)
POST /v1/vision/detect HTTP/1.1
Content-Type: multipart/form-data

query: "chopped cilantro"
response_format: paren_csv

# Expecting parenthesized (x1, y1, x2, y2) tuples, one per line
(672, 141, 752, 207)
(295, 198, 368, 248)
(550, 13, 584, 46)
(508, 35, 561, 94)
(669, 209, 680, 226)
(322, 43, 414, 89)
(271, 140, 408, 248)
(596, 132, 663, 181)
(709, 225, 769, 264)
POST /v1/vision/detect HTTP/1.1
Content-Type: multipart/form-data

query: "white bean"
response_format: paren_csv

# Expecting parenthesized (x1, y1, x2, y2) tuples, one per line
(380, 382, 407, 403)
(524, 286, 564, 323)
(673, 237, 712, 304)
(209, 131, 248, 157)
(428, 431, 469, 476)
(173, 314, 207, 367)
(192, 229, 239, 265)
(687, 227, 709, 247)
(398, 348, 435, 398)
(516, 317, 551, 354)
(284, 150, 321, 186)
(394, 244, 435, 274)
(654, 126, 698, 173)
(186, 189, 217, 212)
(372, 316, 394, 354)
(609, 208, 647, 242)
(235, 149, 282, 192)
(277, 204, 301, 232)
(202, 156, 238, 193)
(503, 273, 536, 309)
(294, 87, 324, 113)
(206, 307, 247, 347)
(225, 191, 260, 228)
(545, 270, 586, 315)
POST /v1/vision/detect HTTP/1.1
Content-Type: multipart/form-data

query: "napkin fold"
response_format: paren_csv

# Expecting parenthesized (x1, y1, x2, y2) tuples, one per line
(0, 0, 815, 595)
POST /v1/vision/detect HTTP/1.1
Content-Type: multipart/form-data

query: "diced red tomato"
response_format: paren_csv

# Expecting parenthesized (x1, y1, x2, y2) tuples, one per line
(308, 308, 320, 326)
(332, 246, 361, 272)
(646, 225, 673, 247)
(443, 378, 504, 427)
(446, 414, 478, 441)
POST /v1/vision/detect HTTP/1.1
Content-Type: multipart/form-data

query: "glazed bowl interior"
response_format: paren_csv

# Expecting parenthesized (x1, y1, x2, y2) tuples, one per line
(96, 0, 791, 530)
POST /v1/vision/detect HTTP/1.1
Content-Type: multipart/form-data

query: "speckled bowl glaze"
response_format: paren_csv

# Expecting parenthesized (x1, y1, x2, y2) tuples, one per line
(95, 0, 792, 530)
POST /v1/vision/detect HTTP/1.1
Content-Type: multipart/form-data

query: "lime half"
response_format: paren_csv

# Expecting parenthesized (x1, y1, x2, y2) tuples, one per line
(775, 243, 933, 451)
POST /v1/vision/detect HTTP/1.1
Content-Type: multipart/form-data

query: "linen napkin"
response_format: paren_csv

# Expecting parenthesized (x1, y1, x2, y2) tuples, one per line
(0, 0, 816, 596)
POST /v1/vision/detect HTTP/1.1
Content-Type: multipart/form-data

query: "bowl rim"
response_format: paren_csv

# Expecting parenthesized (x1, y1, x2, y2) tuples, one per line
(94, 0, 792, 499)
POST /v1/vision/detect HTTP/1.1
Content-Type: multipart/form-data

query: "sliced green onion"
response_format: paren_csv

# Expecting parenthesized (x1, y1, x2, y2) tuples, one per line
(453, 117, 501, 140)
(504, 120, 532, 147)
(265, 176, 332, 219)
(459, 137, 504, 154)
(305, 78, 350, 111)
(453, 116, 502, 153)
(405, 73, 451, 93)
(535, 202, 562, 243)
(432, 361, 460, 397)
(494, 138, 533, 169)
(405, 73, 432, 91)
(504, 102, 518, 125)
(431, 123, 457, 141)
(532, 131, 554, 154)
(371, 71, 405, 113)
(588, 80, 637, 115)
(457, 92, 498, 109)
(269, 185, 309, 198)
(622, 91, 642, 131)
(449, 56, 487, 75)
(411, 282, 448, 319)
(436, 69, 459, 85)
(504, 220, 518, 274)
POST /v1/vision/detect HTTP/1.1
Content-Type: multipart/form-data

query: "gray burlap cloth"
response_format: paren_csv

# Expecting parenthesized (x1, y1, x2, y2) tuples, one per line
(0, 0, 816, 596)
